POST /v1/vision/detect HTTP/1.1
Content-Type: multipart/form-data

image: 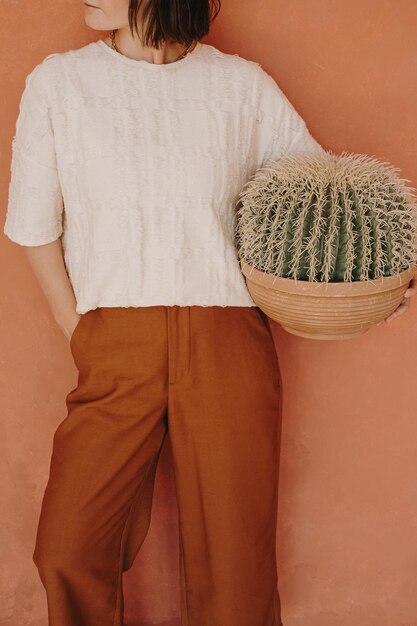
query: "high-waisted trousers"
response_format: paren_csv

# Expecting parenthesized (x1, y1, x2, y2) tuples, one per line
(32, 305, 284, 626)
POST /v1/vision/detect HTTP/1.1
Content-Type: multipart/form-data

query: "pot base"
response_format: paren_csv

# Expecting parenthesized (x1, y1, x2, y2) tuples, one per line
(281, 325, 368, 340)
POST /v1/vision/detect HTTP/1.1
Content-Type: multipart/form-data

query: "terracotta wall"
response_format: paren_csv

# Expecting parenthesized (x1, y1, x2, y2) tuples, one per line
(1, 1, 416, 625)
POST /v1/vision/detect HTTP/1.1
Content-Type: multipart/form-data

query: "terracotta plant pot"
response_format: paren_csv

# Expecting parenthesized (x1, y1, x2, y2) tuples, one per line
(240, 261, 416, 340)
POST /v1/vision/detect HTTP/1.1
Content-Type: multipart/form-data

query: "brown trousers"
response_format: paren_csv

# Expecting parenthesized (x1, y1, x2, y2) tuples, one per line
(33, 305, 284, 626)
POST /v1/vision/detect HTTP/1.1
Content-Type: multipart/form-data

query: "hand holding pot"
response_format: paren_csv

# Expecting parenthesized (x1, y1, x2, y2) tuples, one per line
(384, 274, 417, 323)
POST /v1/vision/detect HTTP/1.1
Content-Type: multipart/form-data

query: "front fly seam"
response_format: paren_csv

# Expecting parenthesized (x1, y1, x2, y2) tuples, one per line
(167, 306, 191, 385)
(167, 306, 179, 385)
(167, 307, 173, 385)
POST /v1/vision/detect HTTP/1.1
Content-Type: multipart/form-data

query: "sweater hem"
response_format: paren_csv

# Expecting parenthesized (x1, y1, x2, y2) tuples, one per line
(76, 299, 257, 315)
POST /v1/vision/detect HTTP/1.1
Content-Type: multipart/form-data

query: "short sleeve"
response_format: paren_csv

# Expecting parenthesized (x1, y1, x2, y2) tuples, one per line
(253, 67, 325, 169)
(3, 58, 64, 246)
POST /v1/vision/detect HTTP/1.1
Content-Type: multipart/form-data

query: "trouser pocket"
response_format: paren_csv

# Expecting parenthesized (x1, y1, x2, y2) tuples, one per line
(69, 310, 95, 359)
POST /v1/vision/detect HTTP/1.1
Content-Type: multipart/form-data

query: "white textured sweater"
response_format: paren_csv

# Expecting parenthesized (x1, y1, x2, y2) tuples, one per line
(4, 39, 324, 314)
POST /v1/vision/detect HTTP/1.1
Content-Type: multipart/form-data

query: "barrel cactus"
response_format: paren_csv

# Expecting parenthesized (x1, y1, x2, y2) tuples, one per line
(235, 151, 417, 283)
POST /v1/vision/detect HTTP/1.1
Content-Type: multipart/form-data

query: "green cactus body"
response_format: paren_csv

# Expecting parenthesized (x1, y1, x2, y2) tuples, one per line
(330, 191, 346, 281)
(235, 151, 417, 282)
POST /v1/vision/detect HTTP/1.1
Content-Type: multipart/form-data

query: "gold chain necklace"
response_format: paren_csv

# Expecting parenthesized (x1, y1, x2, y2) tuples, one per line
(109, 29, 196, 63)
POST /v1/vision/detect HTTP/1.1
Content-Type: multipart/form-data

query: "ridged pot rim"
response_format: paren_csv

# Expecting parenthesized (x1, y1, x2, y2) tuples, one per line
(240, 261, 416, 296)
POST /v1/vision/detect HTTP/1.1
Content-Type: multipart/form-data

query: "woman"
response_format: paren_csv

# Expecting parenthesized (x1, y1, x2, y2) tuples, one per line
(4, 1, 327, 625)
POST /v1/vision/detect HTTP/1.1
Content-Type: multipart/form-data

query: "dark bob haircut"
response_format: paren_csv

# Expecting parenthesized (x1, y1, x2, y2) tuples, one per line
(128, 0, 221, 48)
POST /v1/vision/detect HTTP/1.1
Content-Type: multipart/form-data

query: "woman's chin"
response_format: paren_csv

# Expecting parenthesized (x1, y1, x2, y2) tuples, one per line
(83, 15, 107, 30)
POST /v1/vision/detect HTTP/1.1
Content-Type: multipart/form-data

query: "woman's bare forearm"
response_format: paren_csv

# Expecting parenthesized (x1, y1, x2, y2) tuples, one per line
(23, 238, 80, 340)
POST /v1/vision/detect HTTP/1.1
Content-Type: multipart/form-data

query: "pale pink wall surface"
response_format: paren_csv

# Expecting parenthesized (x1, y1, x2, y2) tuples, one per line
(1, 2, 417, 625)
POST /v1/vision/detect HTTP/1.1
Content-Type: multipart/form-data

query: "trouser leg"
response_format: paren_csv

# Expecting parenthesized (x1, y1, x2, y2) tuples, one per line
(32, 307, 169, 626)
(167, 305, 283, 626)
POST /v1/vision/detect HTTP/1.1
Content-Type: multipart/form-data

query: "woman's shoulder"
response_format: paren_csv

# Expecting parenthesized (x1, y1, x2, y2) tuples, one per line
(30, 41, 104, 75)
(30, 40, 101, 76)
(21, 41, 109, 104)
(202, 42, 273, 91)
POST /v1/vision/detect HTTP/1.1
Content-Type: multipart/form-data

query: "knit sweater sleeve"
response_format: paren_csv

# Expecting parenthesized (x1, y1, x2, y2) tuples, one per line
(3, 56, 64, 246)
(253, 67, 325, 169)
